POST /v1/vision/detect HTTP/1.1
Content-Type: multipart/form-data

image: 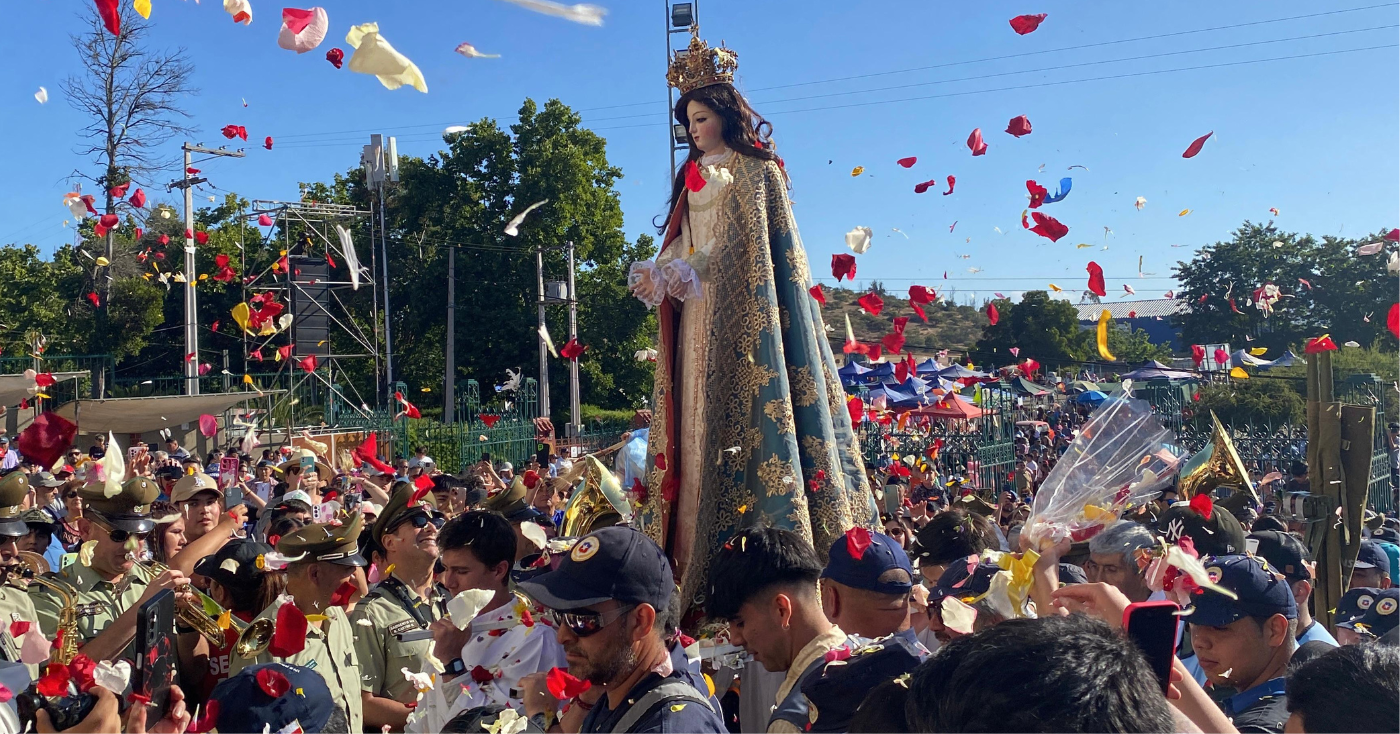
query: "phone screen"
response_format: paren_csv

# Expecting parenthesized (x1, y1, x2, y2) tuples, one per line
(134, 590, 176, 725)
(1124, 601, 1180, 695)
(301, 454, 316, 471)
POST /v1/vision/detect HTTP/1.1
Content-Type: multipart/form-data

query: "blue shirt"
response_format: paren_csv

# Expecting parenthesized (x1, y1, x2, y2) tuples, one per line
(580, 672, 726, 734)
(1221, 677, 1289, 733)
(1297, 620, 1338, 647)
(1376, 541, 1400, 582)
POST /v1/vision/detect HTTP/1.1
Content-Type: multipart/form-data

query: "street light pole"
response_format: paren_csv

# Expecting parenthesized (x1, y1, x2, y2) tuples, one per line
(536, 244, 550, 418)
(444, 244, 455, 423)
(567, 241, 580, 433)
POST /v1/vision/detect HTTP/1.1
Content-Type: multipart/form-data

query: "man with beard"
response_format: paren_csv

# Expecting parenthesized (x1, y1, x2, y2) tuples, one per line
(515, 527, 724, 733)
(29, 476, 190, 662)
(0, 472, 39, 677)
(353, 485, 447, 732)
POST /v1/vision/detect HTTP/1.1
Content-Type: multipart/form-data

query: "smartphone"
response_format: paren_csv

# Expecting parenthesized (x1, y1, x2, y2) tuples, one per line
(133, 589, 177, 725)
(128, 445, 141, 462)
(1123, 600, 1180, 695)
(219, 456, 241, 489)
(481, 452, 491, 464)
(301, 453, 316, 472)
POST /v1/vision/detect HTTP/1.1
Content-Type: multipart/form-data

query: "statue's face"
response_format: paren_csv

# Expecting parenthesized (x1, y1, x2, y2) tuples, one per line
(685, 99, 724, 156)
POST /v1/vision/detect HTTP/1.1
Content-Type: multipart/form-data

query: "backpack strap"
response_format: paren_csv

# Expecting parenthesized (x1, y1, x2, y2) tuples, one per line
(767, 656, 827, 730)
(612, 678, 714, 733)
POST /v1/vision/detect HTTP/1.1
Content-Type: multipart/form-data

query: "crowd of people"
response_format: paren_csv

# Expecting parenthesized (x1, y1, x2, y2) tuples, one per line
(0, 422, 1392, 734)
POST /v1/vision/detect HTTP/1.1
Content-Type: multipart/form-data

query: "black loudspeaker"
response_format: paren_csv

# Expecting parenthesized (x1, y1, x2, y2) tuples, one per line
(288, 256, 331, 358)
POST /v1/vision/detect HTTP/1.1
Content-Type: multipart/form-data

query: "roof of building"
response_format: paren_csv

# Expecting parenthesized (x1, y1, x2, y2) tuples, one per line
(1074, 298, 1188, 321)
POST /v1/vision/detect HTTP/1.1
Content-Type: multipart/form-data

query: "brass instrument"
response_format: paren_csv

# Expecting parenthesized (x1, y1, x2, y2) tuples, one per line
(234, 617, 275, 659)
(16, 557, 79, 665)
(1178, 411, 1260, 505)
(144, 562, 242, 646)
(561, 454, 632, 537)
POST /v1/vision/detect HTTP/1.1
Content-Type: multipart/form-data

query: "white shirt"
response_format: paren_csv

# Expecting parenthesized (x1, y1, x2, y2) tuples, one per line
(408, 455, 434, 469)
(406, 599, 567, 733)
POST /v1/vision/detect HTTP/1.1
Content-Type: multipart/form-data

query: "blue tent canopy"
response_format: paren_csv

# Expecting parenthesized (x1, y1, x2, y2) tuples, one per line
(861, 383, 920, 407)
(888, 375, 932, 395)
(916, 358, 942, 374)
(1073, 390, 1109, 406)
(938, 364, 988, 380)
(838, 360, 871, 378)
(1120, 360, 1195, 381)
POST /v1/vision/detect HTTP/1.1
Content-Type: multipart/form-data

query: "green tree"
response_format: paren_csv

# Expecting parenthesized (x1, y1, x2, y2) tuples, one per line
(1194, 380, 1305, 426)
(1077, 322, 1173, 364)
(973, 291, 1082, 368)
(1174, 222, 1396, 353)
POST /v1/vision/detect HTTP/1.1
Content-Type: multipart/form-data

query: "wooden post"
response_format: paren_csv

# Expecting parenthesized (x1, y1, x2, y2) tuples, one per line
(1306, 352, 1346, 630)
(1340, 404, 1376, 595)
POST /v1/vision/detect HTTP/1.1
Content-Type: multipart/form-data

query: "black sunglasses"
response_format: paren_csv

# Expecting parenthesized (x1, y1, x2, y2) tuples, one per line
(390, 511, 444, 533)
(91, 517, 149, 544)
(545, 605, 635, 638)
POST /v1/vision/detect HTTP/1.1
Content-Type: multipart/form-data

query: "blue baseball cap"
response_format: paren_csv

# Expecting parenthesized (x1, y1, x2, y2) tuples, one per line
(821, 528, 913, 595)
(210, 662, 335, 734)
(517, 526, 672, 612)
(1186, 554, 1297, 627)
(1352, 540, 1388, 570)
(1336, 588, 1399, 638)
(1334, 587, 1384, 626)
(928, 555, 1001, 604)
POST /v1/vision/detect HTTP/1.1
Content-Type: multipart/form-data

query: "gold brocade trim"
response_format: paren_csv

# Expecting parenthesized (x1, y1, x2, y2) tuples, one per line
(790, 365, 818, 408)
(763, 399, 795, 435)
(785, 246, 810, 286)
(757, 454, 798, 498)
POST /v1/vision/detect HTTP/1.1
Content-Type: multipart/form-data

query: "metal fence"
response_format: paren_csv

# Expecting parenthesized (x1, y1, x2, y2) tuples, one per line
(857, 387, 1018, 492)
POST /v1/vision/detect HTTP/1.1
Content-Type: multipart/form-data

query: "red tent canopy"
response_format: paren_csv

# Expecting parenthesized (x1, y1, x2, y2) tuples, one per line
(906, 398, 986, 420)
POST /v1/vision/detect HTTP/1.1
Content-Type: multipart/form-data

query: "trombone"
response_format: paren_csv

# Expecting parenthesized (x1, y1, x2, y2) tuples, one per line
(143, 562, 246, 646)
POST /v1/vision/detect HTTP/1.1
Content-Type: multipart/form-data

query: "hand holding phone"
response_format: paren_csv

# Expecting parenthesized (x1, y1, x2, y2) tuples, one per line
(1124, 600, 1180, 695)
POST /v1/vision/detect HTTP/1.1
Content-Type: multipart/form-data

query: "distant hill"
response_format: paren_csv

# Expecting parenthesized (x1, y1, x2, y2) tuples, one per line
(817, 285, 987, 360)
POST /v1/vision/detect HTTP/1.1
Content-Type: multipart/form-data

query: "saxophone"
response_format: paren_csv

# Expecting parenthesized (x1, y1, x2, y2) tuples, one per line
(143, 562, 240, 646)
(16, 555, 80, 666)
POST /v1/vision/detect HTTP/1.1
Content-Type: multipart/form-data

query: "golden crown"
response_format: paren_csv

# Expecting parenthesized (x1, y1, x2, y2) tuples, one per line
(666, 26, 738, 94)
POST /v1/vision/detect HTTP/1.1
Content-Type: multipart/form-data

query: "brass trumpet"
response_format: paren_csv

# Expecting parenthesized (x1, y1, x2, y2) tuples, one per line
(234, 617, 275, 659)
(144, 562, 243, 647)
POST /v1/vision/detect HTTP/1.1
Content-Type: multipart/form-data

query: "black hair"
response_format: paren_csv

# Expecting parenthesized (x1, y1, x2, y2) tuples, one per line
(849, 679, 910, 733)
(267, 515, 305, 544)
(904, 614, 1174, 733)
(439, 511, 516, 571)
(321, 707, 349, 734)
(705, 527, 822, 620)
(1286, 642, 1399, 733)
(911, 509, 997, 565)
(1252, 515, 1288, 533)
(659, 83, 779, 234)
(441, 705, 508, 734)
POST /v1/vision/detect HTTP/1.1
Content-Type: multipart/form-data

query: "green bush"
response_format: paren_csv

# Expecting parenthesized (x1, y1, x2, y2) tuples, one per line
(581, 404, 635, 424)
(1195, 380, 1305, 426)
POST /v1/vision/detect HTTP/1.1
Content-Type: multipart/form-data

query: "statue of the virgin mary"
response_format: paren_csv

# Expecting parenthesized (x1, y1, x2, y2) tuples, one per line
(629, 27, 877, 610)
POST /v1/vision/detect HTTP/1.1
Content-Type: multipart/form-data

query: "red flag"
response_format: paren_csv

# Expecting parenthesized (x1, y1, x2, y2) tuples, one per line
(911, 302, 926, 322)
(832, 254, 857, 281)
(1009, 13, 1047, 34)
(967, 128, 987, 156)
(298, 354, 318, 373)
(987, 303, 999, 325)
(1005, 115, 1033, 137)
(1086, 262, 1106, 297)
(94, 0, 120, 35)
(857, 292, 884, 316)
(1182, 132, 1213, 159)
(892, 316, 909, 334)
(881, 332, 905, 355)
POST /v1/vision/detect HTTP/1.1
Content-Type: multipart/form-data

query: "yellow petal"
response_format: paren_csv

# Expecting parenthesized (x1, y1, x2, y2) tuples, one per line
(1096, 309, 1116, 361)
(306, 614, 328, 623)
(1229, 366, 1249, 379)
(1048, 283, 1061, 292)
(133, 0, 151, 19)
(850, 166, 864, 177)
(217, 609, 232, 630)
(1178, 209, 1191, 217)
(198, 273, 209, 281)
(1248, 347, 1268, 356)
(95, 256, 110, 267)
(243, 374, 254, 385)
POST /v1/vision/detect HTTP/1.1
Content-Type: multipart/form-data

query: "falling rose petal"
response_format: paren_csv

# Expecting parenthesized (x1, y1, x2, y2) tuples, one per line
(95, 0, 121, 35)
(845, 226, 873, 254)
(881, 331, 905, 355)
(1026, 179, 1048, 209)
(559, 338, 587, 361)
(198, 414, 218, 438)
(831, 253, 857, 282)
(1388, 303, 1399, 338)
(264, 136, 274, 150)
(269, 601, 309, 657)
(913, 179, 938, 194)
(942, 176, 955, 195)
(256, 667, 291, 698)
(967, 128, 987, 156)
(857, 292, 884, 316)
(987, 303, 999, 325)
(808, 284, 826, 306)
(129, 189, 146, 208)
(1008, 13, 1047, 35)
(1304, 335, 1337, 354)
(1086, 262, 1106, 297)
(1182, 131, 1213, 158)
(684, 160, 706, 192)
(278, 7, 329, 54)
(546, 668, 592, 700)
(1005, 115, 1033, 137)
(1029, 212, 1068, 242)
(941, 596, 978, 634)
(326, 47, 345, 68)
(194, 231, 209, 245)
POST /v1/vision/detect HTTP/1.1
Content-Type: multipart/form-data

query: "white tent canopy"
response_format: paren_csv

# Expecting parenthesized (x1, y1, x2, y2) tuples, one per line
(51, 392, 268, 434)
(0, 372, 85, 408)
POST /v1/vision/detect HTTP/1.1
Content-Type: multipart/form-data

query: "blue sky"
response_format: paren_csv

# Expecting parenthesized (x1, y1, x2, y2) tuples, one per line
(2, 0, 1396, 304)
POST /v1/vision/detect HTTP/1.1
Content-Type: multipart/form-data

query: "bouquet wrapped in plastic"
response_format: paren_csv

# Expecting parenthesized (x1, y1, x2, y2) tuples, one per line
(1024, 397, 1187, 549)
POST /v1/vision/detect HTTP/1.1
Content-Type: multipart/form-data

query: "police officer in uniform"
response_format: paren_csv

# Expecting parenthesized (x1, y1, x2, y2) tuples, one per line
(352, 484, 446, 731)
(29, 476, 189, 663)
(229, 512, 367, 734)
(0, 472, 40, 678)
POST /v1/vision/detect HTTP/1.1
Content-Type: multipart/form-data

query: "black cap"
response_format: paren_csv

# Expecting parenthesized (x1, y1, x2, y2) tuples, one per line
(1248, 531, 1312, 583)
(517, 526, 671, 612)
(1353, 540, 1388, 570)
(194, 540, 275, 588)
(210, 662, 335, 734)
(928, 555, 1000, 604)
(1058, 562, 1088, 585)
(1159, 502, 1247, 556)
(1186, 554, 1297, 627)
(1374, 526, 1400, 545)
(801, 634, 927, 733)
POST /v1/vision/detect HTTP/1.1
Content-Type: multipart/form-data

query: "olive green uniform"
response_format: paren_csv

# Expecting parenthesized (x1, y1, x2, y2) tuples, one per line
(350, 580, 445, 702)
(0, 581, 39, 678)
(29, 562, 152, 645)
(0, 472, 36, 678)
(229, 603, 364, 734)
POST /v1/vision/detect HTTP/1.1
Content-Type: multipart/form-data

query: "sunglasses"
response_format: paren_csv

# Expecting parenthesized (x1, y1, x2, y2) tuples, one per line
(91, 517, 149, 544)
(545, 605, 635, 638)
(390, 511, 444, 533)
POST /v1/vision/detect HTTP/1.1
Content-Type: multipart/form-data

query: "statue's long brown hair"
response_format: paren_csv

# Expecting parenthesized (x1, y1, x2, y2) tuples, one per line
(658, 84, 778, 234)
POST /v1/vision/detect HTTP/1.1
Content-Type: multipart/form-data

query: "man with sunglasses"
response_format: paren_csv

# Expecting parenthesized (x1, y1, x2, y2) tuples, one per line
(229, 512, 368, 734)
(352, 484, 448, 732)
(515, 526, 724, 734)
(29, 476, 191, 663)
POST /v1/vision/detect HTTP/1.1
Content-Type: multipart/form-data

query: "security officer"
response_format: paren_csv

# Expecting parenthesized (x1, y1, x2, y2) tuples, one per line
(352, 484, 446, 731)
(0, 472, 40, 677)
(229, 512, 367, 734)
(29, 476, 188, 663)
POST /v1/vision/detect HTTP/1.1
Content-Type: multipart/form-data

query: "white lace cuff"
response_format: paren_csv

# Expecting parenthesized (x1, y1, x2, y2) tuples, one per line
(628, 261, 666, 308)
(660, 259, 704, 302)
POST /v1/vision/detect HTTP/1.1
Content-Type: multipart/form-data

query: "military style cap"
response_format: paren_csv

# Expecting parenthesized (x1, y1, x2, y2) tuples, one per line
(0, 471, 30, 537)
(81, 476, 160, 534)
(171, 472, 220, 504)
(1336, 588, 1399, 639)
(483, 475, 546, 523)
(275, 511, 368, 567)
(370, 483, 437, 546)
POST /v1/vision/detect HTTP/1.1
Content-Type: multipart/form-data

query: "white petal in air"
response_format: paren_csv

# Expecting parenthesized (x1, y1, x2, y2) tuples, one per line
(277, 7, 329, 54)
(455, 42, 501, 59)
(844, 226, 873, 254)
(34, 87, 47, 104)
(346, 22, 428, 93)
(495, 0, 607, 26)
(504, 199, 548, 237)
(224, 0, 253, 24)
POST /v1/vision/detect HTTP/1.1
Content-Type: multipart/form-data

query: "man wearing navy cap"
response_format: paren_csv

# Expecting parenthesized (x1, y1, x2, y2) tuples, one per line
(1333, 587, 1398, 645)
(515, 526, 724, 733)
(1348, 539, 1392, 590)
(819, 527, 914, 639)
(1247, 530, 1337, 647)
(211, 662, 344, 733)
(1186, 554, 1298, 734)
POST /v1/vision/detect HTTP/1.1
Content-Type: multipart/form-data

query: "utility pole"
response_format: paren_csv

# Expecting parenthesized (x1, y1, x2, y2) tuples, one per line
(363, 134, 399, 398)
(536, 244, 550, 418)
(170, 143, 243, 396)
(567, 241, 581, 433)
(444, 245, 456, 424)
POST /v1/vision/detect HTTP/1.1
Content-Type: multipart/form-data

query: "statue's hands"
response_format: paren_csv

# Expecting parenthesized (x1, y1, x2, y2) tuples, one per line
(628, 261, 666, 307)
